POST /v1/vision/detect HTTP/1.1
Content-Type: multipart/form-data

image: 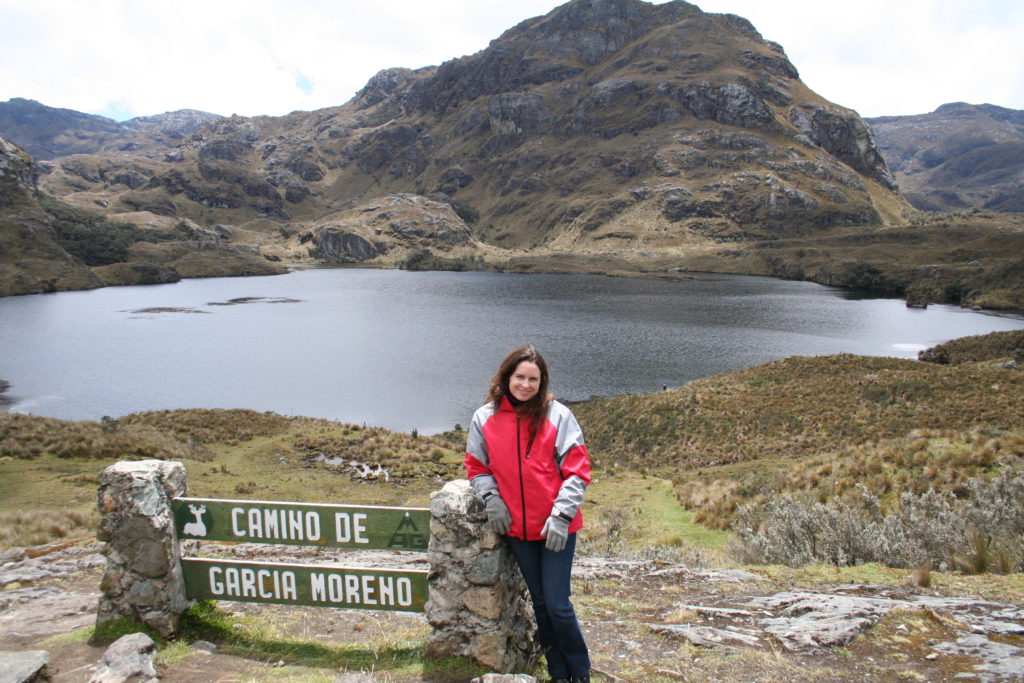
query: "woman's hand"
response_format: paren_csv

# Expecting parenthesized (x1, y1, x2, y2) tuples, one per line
(541, 514, 569, 552)
(484, 494, 512, 534)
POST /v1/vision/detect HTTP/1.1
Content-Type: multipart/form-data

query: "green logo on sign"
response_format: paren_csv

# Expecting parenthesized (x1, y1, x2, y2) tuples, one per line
(388, 512, 427, 550)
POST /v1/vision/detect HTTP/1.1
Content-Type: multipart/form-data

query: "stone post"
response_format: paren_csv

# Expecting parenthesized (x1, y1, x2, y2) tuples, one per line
(425, 479, 540, 673)
(96, 460, 191, 637)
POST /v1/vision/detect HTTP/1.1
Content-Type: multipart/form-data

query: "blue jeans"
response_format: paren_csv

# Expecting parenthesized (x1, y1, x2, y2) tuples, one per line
(505, 533, 590, 679)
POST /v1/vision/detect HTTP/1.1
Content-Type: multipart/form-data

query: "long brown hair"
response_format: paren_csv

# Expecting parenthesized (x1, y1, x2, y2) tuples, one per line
(487, 344, 551, 431)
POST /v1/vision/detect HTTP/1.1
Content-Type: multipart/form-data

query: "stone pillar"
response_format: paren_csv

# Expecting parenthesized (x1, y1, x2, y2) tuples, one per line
(425, 479, 540, 673)
(96, 460, 191, 637)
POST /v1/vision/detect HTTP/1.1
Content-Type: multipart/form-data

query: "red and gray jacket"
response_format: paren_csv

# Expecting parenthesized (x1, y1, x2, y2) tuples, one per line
(464, 396, 591, 541)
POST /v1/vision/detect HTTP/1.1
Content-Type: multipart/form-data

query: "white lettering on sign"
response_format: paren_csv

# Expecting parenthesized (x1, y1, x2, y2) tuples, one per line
(209, 566, 297, 600)
(310, 572, 413, 607)
(229, 507, 322, 541)
(334, 512, 369, 544)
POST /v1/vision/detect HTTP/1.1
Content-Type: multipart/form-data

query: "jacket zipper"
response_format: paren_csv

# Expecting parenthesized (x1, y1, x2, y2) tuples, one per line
(516, 415, 527, 538)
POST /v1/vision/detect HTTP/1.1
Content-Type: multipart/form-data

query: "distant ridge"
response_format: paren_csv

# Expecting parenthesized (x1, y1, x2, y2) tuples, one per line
(868, 102, 1024, 213)
(0, 98, 222, 160)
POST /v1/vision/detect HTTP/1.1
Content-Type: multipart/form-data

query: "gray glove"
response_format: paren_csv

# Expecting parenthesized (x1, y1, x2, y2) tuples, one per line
(484, 494, 511, 534)
(541, 514, 570, 552)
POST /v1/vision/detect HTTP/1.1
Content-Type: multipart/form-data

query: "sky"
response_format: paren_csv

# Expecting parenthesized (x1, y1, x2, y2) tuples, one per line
(1, 0, 1022, 122)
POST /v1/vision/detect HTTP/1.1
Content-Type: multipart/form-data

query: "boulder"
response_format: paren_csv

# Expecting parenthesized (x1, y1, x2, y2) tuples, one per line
(89, 633, 157, 683)
(0, 650, 49, 683)
(309, 229, 380, 262)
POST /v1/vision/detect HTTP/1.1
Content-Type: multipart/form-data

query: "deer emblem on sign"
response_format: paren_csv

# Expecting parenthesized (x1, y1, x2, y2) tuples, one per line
(183, 503, 208, 537)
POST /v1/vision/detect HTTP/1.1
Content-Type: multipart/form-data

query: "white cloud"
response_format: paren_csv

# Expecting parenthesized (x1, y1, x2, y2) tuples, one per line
(693, 0, 1024, 116)
(0, 0, 1021, 120)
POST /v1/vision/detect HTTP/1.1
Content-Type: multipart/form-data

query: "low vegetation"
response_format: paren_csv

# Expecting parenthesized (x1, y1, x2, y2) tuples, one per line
(397, 248, 489, 272)
(0, 412, 211, 461)
(39, 194, 183, 266)
(919, 328, 1024, 365)
(572, 329, 1024, 573)
(733, 471, 1024, 571)
(669, 210, 1024, 311)
(575, 353, 1023, 472)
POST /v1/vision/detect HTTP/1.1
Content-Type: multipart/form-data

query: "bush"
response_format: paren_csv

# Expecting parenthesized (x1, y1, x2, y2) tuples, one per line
(450, 199, 479, 224)
(731, 472, 1024, 572)
(397, 249, 481, 272)
(39, 195, 180, 266)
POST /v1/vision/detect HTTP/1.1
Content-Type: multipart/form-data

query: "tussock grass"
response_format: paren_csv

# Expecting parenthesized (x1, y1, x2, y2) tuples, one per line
(0, 507, 98, 547)
(577, 354, 1024, 472)
(120, 408, 297, 445)
(575, 354, 1024, 532)
(293, 426, 463, 480)
(0, 412, 211, 460)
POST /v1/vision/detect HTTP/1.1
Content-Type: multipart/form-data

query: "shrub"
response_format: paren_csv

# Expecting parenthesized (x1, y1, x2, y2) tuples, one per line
(39, 195, 181, 266)
(731, 472, 1024, 572)
(919, 329, 1024, 365)
(397, 249, 480, 272)
(450, 199, 479, 224)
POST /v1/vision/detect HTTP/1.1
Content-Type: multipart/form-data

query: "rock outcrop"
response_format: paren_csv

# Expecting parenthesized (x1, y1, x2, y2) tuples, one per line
(3, 537, 1024, 681)
(89, 633, 158, 683)
(0, 650, 50, 683)
(0, 136, 103, 295)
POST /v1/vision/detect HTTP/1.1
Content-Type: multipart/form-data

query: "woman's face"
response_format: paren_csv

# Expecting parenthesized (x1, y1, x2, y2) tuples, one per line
(508, 361, 541, 402)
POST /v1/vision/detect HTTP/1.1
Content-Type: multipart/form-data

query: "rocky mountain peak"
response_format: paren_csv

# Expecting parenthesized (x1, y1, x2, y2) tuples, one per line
(4, 0, 907, 261)
(499, 0, 702, 65)
(123, 109, 223, 138)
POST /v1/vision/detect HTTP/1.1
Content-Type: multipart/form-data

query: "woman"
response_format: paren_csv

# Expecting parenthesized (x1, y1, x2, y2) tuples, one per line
(464, 345, 592, 683)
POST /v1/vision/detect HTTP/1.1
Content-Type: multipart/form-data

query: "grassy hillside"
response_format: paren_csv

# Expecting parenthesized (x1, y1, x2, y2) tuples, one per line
(0, 406, 722, 559)
(662, 210, 1024, 311)
(572, 333, 1024, 562)
(0, 410, 463, 547)
(575, 353, 1023, 471)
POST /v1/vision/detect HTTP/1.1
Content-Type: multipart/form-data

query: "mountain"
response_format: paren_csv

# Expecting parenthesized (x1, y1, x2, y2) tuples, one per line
(0, 98, 222, 160)
(4, 0, 905, 262)
(868, 103, 1024, 213)
(0, 136, 103, 294)
(0, 135, 285, 296)
(3, 0, 1022, 310)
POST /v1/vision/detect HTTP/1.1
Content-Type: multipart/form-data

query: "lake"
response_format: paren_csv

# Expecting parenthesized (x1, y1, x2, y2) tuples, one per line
(1, 268, 1022, 434)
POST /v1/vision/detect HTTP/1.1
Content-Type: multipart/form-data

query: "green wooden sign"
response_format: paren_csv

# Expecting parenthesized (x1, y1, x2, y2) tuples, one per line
(181, 558, 428, 612)
(172, 497, 430, 551)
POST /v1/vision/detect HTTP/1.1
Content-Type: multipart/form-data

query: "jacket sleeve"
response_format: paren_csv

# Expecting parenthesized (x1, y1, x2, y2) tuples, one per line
(550, 404, 591, 521)
(464, 405, 500, 501)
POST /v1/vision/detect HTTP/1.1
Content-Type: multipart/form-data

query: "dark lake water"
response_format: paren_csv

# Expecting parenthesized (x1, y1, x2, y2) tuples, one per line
(1, 268, 1022, 434)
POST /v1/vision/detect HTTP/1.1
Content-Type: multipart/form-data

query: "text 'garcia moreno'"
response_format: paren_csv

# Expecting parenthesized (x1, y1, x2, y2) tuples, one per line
(180, 558, 428, 612)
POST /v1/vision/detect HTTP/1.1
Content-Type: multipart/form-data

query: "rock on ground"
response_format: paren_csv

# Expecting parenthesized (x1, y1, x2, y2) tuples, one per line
(89, 632, 157, 683)
(0, 650, 50, 683)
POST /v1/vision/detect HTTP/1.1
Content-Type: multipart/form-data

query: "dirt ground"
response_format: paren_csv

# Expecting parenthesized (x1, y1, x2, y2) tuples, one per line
(3, 540, 1024, 682)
